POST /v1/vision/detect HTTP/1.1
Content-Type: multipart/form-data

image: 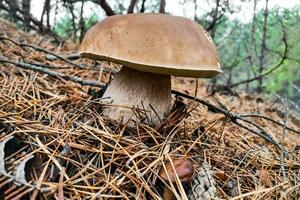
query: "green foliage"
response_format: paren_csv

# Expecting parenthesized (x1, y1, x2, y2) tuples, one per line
(213, 6, 300, 99)
(53, 15, 73, 38)
(53, 13, 99, 40)
(85, 13, 99, 28)
(265, 63, 299, 96)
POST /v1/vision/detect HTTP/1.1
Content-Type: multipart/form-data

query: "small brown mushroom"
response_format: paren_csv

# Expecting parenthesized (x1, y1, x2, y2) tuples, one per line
(159, 158, 194, 200)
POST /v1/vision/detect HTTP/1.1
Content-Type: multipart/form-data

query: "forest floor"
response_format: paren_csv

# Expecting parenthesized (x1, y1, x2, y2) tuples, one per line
(0, 19, 299, 199)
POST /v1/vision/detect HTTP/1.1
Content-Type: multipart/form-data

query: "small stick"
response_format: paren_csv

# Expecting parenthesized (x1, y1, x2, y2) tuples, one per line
(239, 113, 300, 135)
(0, 56, 105, 87)
(58, 168, 65, 200)
(5, 185, 31, 199)
(0, 36, 83, 69)
(194, 78, 198, 98)
(11, 187, 34, 200)
(45, 53, 81, 61)
(19, 43, 84, 69)
(276, 94, 288, 180)
(171, 90, 281, 149)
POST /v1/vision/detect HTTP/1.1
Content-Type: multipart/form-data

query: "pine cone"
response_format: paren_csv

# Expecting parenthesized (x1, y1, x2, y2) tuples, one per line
(188, 163, 217, 200)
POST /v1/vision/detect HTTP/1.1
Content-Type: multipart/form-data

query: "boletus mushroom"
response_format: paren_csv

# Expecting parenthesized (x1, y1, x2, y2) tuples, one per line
(159, 158, 194, 200)
(80, 13, 221, 124)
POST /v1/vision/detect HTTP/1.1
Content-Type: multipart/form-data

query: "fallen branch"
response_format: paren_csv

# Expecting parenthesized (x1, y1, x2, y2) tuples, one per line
(0, 36, 84, 69)
(0, 56, 105, 87)
(25, 61, 71, 69)
(19, 43, 84, 69)
(171, 90, 297, 150)
(45, 53, 81, 61)
(239, 113, 300, 135)
(0, 36, 116, 72)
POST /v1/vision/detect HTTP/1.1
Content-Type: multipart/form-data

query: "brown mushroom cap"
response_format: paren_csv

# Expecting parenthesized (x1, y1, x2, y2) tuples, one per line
(80, 13, 221, 78)
(160, 158, 194, 183)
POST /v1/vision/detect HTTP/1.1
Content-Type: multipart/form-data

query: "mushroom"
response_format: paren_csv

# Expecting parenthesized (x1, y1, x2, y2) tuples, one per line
(80, 13, 221, 125)
(159, 158, 194, 200)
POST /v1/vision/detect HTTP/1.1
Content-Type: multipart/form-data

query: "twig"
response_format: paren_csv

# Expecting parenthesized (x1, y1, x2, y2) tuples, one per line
(19, 43, 84, 69)
(239, 113, 300, 135)
(194, 78, 198, 98)
(288, 99, 300, 112)
(276, 94, 288, 180)
(0, 36, 117, 72)
(58, 168, 65, 200)
(171, 90, 281, 148)
(0, 56, 105, 87)
(0, 36, 84, 69)
(25, 61, 71, 69)
(0, 36, 20, 46)
(291, 83, 300, 94)
(45, 53, 81, 61)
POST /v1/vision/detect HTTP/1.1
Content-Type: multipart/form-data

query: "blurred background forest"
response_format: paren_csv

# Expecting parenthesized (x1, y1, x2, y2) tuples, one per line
(0, 0, 299, 109)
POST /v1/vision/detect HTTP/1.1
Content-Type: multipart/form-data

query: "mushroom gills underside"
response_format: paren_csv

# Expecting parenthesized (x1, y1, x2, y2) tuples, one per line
(102, 67, 172, 124)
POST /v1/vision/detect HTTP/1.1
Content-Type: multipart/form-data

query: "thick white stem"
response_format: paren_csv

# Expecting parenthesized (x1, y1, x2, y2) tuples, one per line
(103, 67, 171, 125)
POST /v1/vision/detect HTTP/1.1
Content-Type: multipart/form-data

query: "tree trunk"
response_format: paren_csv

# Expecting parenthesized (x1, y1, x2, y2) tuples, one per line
(193, 0, 197, 20)
(257, 0, 269, 93)
(40, 0, 51, 31)
(98, 0, 115, 16)
(246, 0, 257, 92)
(65, 2, 77, 42)
(159, 0, 166, 13)
(127, 0, 138, 14)
(5, 0, 18, 22)
(22, 0, 31, 32)
(140, 0, 146, 13)
(206, 0, 221, 38)
(79, 0, 85, 42)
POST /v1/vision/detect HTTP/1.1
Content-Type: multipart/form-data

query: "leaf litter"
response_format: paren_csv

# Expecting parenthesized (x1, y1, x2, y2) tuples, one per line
(0, 19, 299, 199)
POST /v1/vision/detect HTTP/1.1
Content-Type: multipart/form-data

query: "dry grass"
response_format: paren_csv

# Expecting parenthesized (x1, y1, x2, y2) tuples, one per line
(0, 19, 299, 199)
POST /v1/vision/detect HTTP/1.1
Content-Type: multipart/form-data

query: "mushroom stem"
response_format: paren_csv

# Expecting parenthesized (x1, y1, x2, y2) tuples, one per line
(103, 67, 171, 124)
(163, 187, 175, 200)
